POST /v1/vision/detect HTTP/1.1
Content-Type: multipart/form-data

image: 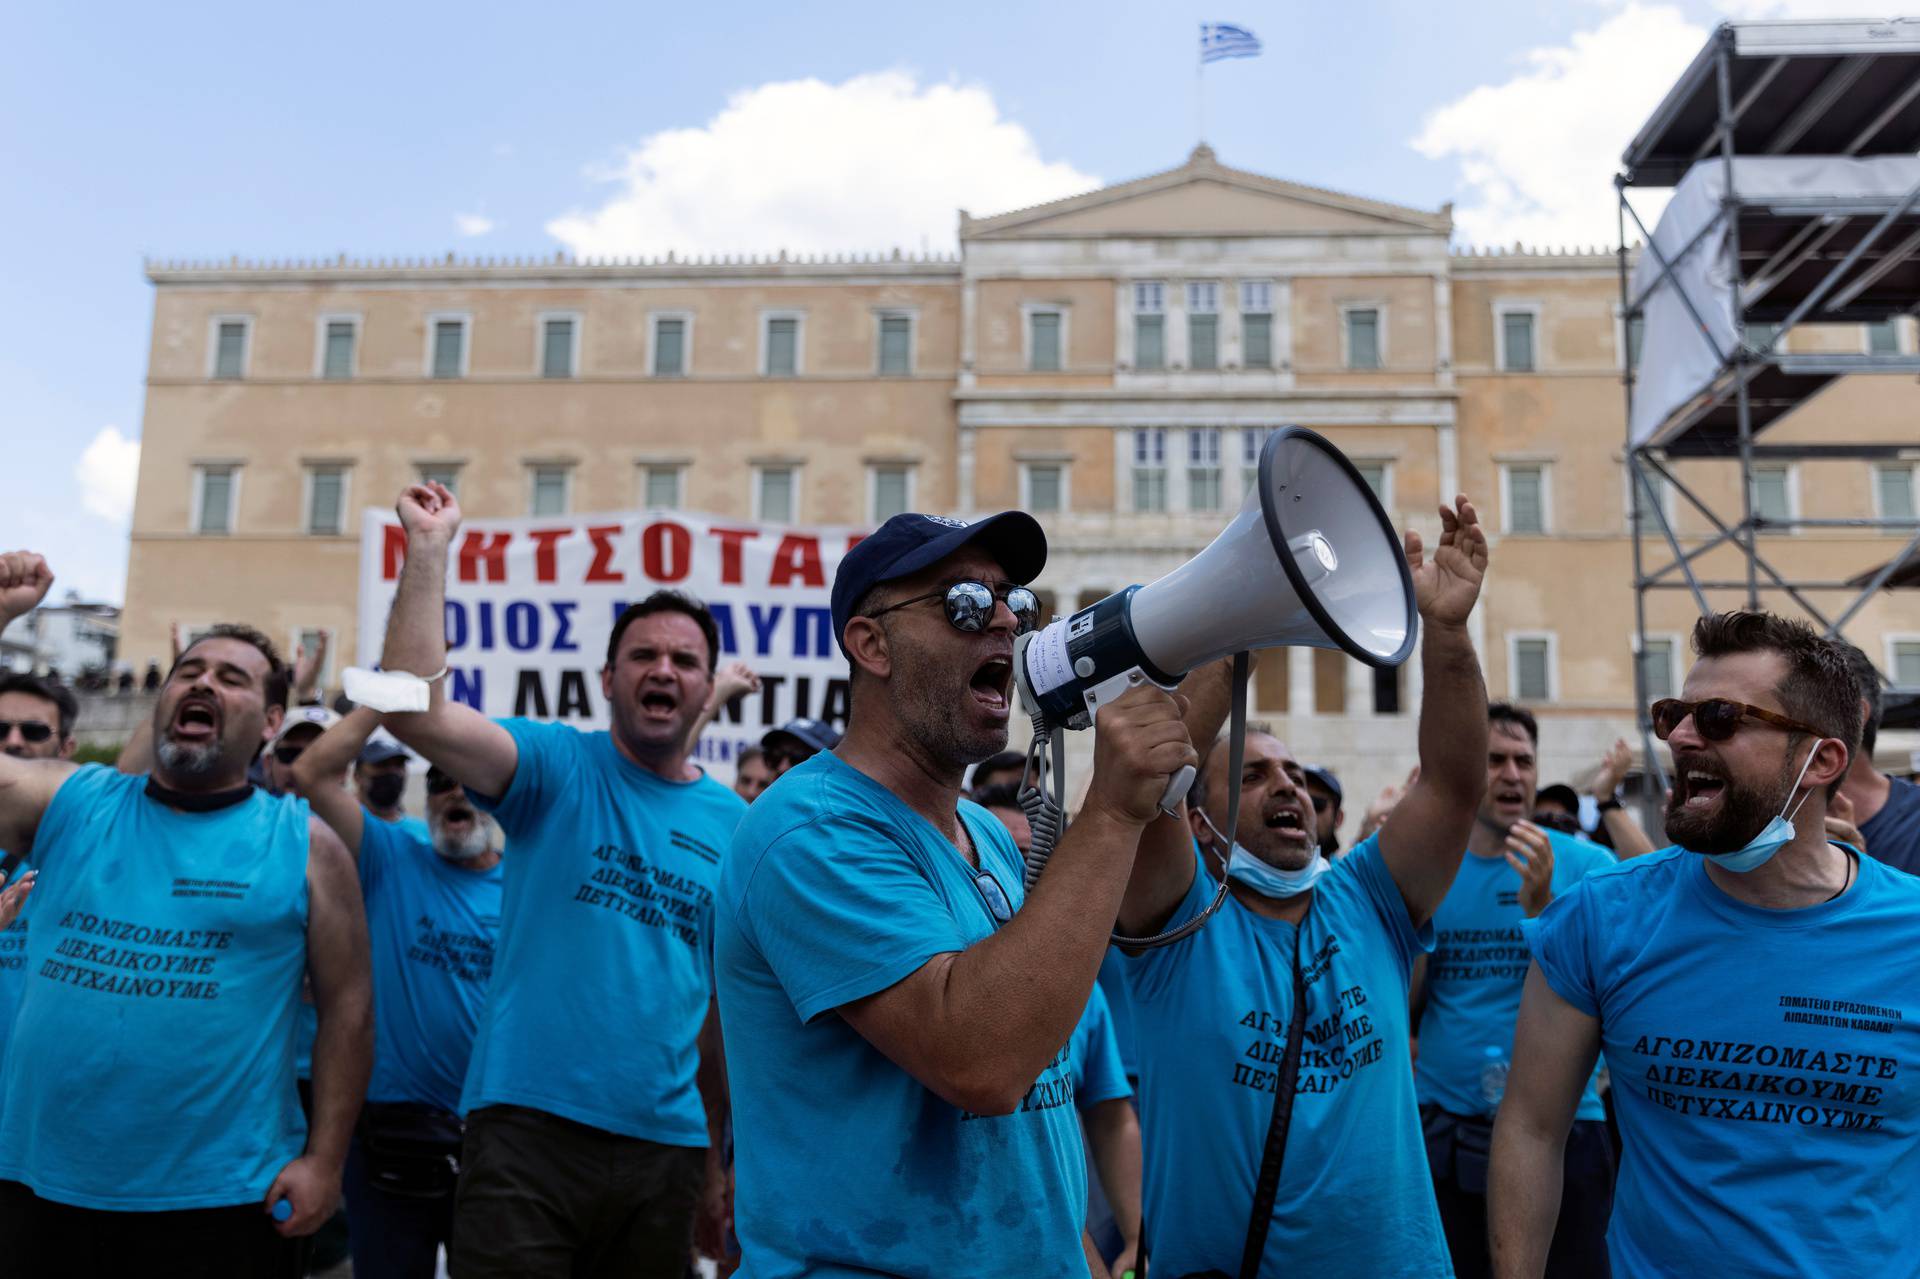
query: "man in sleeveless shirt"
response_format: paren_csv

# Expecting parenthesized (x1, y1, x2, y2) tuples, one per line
(0, 549, 373, 1279)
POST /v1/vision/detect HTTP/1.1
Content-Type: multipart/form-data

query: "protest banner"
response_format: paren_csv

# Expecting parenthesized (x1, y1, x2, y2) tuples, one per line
(357, 507, 861, 781)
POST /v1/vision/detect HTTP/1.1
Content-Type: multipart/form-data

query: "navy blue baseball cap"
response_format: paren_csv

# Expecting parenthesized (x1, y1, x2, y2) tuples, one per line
(831, 511, 1048, 660)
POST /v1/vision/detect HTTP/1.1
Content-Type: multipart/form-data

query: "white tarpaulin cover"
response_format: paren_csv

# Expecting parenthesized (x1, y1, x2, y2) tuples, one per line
(1630, 154, 1920, 446)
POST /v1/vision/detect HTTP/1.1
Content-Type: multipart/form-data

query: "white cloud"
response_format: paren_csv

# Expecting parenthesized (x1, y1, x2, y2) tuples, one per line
(1412, 4, 1707, 248)
(455, 213, 496, 237)
(1713, 0, 1895, 16)
(546, 71, 1099, 258)
(75, 426, 139, 524)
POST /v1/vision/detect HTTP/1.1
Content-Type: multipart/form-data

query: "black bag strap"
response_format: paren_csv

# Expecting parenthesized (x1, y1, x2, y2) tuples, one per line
(1237, 917, 1309, 1279)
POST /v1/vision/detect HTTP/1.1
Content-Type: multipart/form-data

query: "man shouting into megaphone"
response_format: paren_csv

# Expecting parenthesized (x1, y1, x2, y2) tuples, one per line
(1117, 495, 1490, 1278)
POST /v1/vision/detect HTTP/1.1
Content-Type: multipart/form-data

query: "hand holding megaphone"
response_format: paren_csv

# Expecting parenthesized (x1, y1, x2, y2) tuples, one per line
(1082, 684, 1200, 828)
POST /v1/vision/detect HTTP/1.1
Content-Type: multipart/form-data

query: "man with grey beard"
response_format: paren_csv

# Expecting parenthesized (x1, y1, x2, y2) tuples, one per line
(290, 706, 503, 1279)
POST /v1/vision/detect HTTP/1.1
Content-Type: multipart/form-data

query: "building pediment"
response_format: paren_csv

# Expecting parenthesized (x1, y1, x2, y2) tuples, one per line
(961, 145, 1451, 241)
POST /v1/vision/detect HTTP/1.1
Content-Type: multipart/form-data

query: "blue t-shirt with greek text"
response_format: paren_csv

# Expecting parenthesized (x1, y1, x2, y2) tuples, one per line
(1070, 983, 1132, 1112)
(717, 751, 1087, 1278)
(0, 766, 310, 1210)
(1125, 836, 1449, 1278)
(360, 814, 502, 1113)
(0, 853, 30, 1080)
(465, 720, 744, 1144)
(1417, 831, 1614, 1120)
(1528, 846, 1920, 1277)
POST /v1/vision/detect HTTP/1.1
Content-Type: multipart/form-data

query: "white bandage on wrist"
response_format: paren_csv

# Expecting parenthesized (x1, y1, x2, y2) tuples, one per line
(342, 665, 448, 713)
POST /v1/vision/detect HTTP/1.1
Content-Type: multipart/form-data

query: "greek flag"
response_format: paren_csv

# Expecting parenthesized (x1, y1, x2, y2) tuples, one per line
(1200, 22, 1262, 63)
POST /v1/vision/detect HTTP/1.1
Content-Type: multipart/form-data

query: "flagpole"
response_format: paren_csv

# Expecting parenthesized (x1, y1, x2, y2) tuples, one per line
(1196, 25, 1206, 144)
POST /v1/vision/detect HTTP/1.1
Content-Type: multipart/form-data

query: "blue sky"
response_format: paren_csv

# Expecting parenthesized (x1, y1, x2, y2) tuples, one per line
(0, 0, 1816, 603)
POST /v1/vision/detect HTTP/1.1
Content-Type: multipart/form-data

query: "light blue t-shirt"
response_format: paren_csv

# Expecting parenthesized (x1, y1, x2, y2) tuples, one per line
(360, 813, 503, 1113)
(0, 854, 30, 1078)
(0, 766, 311, 1210)
(1070, 983, 1132, 1112)
(382, 813, 432, 844)
(1529, 845, 1920, 1278)
(1096, 948, 1138, 1081)
(717, 751, 1087, 1278)
(1417, 831, 1615, 1121)
(465, 720, 745, 1144)
(1125, 836, 1450, 1278)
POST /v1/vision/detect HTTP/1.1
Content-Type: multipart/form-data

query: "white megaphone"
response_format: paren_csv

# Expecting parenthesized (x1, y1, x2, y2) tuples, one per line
(1013, 425, 1417, 813)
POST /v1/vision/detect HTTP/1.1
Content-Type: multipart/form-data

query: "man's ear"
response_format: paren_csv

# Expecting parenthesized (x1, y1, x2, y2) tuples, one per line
(261, 703, 285, 745)
(601, 663, 613, 702)
(1809, 735, 1851, 792)
(57, 736, 76, 761)
(1185, 802, 1209, 848)
(843, 617, 892, 682)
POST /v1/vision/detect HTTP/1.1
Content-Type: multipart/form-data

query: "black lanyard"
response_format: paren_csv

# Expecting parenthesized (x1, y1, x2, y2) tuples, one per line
(1238, 910, 1310, 1279)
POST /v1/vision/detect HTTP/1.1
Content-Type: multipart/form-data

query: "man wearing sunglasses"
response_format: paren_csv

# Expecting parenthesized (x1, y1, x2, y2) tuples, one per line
(376, 484, 745, 1277)
(1491, 611, 1920, 1279)
(287, 706, 502, 1279)
(0, 549, 373, 1275)
(758, 717, 842, 780)
(716, 511, 1197, 1277)
(0, 673, 78, 1081)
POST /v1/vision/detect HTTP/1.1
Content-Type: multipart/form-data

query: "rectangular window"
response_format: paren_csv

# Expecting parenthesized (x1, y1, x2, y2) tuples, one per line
(321, 320, 356, 379)
(1241, 426, 1274, 496)
(1025, 463, 1064, 513)
(418, 463, 461, 495)
(878, 314, 913, 375)
(305, 465, 346, 535)
(1187, 428, 1223, 512)
(1625, 314, 1646, 370)
(213, 320, 248, 379)
(1514, 637, 1552, 702)
(1868, 320, 1900, 355)
(1638, 638, 1676, 702)
(643, 465, 682, 510)
(1750, 465, 1792, 524)
(1136, 315, 1165, 370)
(1500, 310, 1537, 372)
(1186, 282, 1219, 314)
(541, 316, 576, 378)
(1631, 467, 1670, 534)
(529, 466, 570, 517)
(1504, 464, 1547, 534)
(1132, 429, 1167, 513)
(1876, 464, 1917, 521)
(652, 317, 686, 377)
(1372, 665, 1401, 715)
(1240, 281, 1272, 314)
(1133, 282, 1165, 313)
(1188, 282, 1219, 371)
(1345, 308, 1381, 370)
(1029, 310, 1062, 372)
(1243, 314, 1273, 368)
(765, 317, 799, 376)
(1894, 640, 1920, 686)
(195, 466, 236, 534)
(1353, 461, 1389, 507)
(871, 465, 911, 522)
(757, 467, 796, 523)
(431, 318, 467, 379)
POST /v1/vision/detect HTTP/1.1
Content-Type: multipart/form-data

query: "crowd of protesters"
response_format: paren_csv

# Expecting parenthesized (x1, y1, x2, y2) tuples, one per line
(0, 476, 1916, 1279)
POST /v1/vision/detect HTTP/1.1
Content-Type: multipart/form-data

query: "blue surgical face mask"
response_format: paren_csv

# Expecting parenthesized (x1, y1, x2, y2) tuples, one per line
(1697, 741, 1821, 873)
(1227, 843, 1331, 898)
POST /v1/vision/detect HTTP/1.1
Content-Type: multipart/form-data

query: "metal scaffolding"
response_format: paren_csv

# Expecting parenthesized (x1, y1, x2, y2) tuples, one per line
(1618, 18, 1920, 798)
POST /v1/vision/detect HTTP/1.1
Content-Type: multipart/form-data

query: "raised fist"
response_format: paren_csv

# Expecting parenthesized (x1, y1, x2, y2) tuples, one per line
(396, 482, 462, 543)
(0, 552, 54, 626)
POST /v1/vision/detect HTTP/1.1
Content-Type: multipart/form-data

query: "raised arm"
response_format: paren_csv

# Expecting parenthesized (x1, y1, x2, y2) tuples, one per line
(683, 661, 760, 757)
(291, 629, 330, 706)
(0, 552, 79, 845)
(378, 484, 519, 799)
(268, 816, 373, 1237)
(1378, 497, 1490, 927)
(1589, 739, 1656, 858)
(1117, 656, 1237, 936)
(837, 683, 1196, 1116)
(288, 706, 384, 858)
(1489, 964, 1600, 1279)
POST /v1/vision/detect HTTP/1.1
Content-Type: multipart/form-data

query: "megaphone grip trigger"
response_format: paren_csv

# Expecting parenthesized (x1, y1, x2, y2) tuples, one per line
(1159, 764, 1194, 818)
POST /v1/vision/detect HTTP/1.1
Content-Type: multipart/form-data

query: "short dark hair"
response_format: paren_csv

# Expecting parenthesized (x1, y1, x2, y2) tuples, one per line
(1836, 640, 1884, 760)
(606, 591, 721, 673)
(1691, 612, 1862, 765)
(1488, 702, 1538, 746)
(0, 673, 79, 740)
(171, 624, 290, 710)
(736, 745, 765, 769)
(973, 782, 1024, 813)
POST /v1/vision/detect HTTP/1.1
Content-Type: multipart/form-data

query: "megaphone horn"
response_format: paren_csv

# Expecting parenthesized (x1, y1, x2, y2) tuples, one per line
(1013, 425, 1417, 814)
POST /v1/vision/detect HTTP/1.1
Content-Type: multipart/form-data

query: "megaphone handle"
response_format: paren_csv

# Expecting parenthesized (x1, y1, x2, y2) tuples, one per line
(1159, 764, 1195, 818)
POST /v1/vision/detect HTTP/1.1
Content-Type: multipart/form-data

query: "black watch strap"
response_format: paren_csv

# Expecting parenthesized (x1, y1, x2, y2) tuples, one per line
(1597, 795, 1623, 813)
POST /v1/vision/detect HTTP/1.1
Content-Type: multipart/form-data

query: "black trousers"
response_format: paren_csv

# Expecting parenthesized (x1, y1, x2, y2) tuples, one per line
(1426, 1111, 1615, 1279)
(0, 1178, 312, 1279)
(448, 1103, 705, 1279)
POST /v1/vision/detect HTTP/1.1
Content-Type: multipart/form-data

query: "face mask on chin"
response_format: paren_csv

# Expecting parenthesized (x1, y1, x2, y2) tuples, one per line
(1687, 740, 1824, 873)
(1202, 810, 1328, 899)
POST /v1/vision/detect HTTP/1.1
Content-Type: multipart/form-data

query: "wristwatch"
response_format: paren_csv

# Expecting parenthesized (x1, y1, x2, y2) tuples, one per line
(1596, 795, 1623, 813)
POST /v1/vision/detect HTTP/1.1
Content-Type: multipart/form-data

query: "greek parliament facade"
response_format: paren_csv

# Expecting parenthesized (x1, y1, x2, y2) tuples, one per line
(124, 146, 1920, 800)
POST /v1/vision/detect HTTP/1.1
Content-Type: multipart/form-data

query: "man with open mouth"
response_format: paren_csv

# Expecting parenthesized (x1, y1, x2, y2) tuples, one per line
(0, 548, 373, 1277)
(1116, 495, 1491, 1278)
(716, 510, 1197, 1277)
(375, 482, 746, 1277)
(1493, 612, 1920, 1279)
(289, 705, 504, 1279)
